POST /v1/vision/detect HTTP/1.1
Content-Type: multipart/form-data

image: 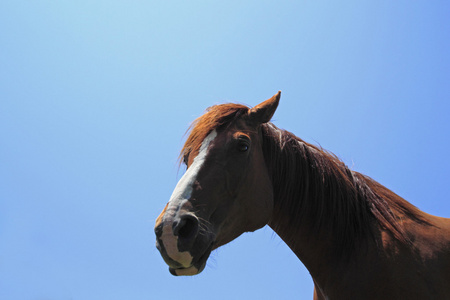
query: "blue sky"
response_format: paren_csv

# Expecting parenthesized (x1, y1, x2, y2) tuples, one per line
(1, 1, 449, 299)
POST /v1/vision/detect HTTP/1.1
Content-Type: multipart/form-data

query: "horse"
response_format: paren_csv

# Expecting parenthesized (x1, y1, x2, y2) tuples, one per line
(155, 92, 450, 299)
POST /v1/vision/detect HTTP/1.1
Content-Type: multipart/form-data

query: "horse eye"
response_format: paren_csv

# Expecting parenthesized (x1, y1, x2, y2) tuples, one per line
(237, 142, 249, 152)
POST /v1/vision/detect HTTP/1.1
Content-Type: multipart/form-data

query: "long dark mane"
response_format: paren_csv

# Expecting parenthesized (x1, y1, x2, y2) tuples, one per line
(261, 123, 430, 256)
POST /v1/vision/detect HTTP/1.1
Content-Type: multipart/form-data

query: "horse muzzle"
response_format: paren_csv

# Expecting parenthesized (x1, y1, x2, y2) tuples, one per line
(155, 209, 215, 276)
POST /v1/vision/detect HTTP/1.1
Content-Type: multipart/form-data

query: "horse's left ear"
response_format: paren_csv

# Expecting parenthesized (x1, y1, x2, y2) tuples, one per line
(248, 91, 281, 124)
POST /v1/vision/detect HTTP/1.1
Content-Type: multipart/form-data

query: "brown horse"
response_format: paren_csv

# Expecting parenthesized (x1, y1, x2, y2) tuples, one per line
(155, 92, 450, 299)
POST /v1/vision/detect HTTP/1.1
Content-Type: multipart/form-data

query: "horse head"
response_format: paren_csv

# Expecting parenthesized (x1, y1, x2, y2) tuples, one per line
(154, 92, 280, 275)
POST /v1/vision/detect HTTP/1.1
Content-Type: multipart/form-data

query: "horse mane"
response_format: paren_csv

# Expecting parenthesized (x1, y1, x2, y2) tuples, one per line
(180, 103, 249, 165)
(261, 123, 430, 256)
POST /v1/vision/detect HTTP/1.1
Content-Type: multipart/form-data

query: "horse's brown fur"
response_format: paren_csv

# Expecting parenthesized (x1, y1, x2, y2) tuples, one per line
(156, 92, 450, 299)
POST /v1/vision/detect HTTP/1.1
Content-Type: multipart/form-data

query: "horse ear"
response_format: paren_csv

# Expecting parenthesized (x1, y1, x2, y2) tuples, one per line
(248, 91, 281, 124)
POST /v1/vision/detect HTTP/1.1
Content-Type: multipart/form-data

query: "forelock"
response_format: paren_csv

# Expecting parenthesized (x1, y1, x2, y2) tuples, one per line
(179, 103, 249, 164)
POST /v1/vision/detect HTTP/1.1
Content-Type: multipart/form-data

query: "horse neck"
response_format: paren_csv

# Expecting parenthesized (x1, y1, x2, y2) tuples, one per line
(261, 123, 371, 255)
(260, 123, 431, 276)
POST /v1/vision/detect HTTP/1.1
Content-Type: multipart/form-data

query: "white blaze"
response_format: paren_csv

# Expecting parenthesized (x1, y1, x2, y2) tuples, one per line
(161, 130, 218, 267)
(168, 129, 217, 205)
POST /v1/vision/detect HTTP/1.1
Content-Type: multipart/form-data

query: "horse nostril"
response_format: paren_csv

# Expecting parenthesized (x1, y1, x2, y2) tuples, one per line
(174, 215, 199, 240)
(154, 223, 163, 239)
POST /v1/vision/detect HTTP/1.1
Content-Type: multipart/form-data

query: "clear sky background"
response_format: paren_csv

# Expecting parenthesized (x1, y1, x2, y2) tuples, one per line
(1, 1, 449, 299)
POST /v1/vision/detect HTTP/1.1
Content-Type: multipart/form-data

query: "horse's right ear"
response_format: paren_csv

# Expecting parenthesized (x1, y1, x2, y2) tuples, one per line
(248, 91, 281, 124)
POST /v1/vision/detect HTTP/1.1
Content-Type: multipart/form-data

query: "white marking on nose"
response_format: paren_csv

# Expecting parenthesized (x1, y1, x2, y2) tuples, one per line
(161, 224, 193, 268)
(160, 130, 218, 265)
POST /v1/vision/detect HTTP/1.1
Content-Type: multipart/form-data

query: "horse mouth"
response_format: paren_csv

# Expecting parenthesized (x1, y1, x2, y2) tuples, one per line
(168, 243, 213, 276)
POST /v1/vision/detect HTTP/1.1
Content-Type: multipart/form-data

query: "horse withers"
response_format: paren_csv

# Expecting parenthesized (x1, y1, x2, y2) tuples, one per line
(155, 92, 450, 299)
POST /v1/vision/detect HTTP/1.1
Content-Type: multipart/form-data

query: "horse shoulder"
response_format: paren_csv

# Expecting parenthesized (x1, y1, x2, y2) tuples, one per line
(385, 214, 450, 298)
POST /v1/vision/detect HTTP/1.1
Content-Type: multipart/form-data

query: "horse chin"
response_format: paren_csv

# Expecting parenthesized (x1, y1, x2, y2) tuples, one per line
(169, 264, 203, 276)
(168, 243, 213, 276)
